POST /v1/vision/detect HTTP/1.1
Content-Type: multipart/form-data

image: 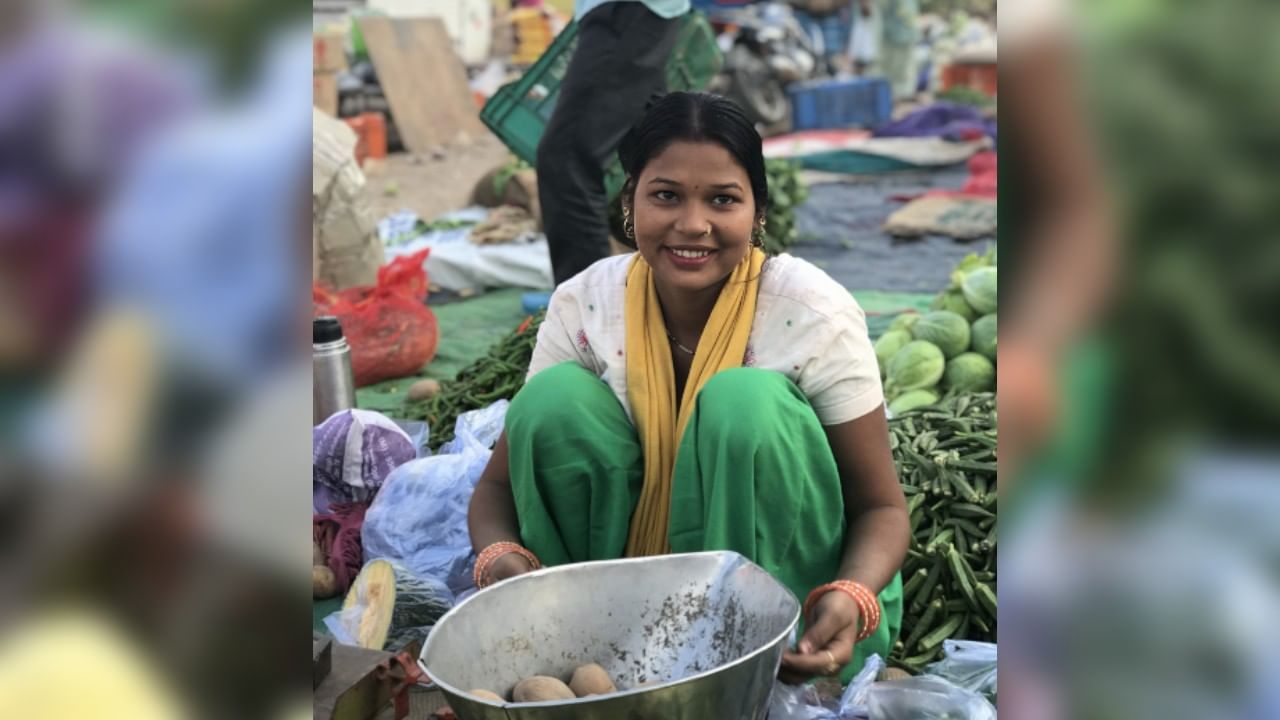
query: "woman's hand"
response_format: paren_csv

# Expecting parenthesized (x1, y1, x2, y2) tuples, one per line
(778, 590, 860, 685)
(487, 552, 535, 585)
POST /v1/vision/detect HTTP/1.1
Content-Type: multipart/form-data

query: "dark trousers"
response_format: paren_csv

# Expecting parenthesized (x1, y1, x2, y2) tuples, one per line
(537, 3, 680, 285)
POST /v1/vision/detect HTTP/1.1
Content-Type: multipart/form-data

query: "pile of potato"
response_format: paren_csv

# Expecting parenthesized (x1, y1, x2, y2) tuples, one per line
(469, 663, 619, 704)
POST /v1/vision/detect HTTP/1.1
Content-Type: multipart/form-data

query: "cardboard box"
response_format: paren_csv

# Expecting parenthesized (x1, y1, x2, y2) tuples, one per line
(313, 31, 348, 73)
(313, 71, 339, 117)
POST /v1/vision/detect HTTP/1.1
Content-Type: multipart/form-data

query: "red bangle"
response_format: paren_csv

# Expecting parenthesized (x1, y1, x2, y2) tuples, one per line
(474, 542, 541, 588)
(803, 580, 882, 643)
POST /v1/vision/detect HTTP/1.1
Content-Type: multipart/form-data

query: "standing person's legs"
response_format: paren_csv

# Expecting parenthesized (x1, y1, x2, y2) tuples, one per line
(536, 4, 680, 285)
(881, 41, 916, 100)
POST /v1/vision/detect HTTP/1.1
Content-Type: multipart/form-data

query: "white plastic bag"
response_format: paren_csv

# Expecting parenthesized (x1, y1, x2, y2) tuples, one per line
(767, 681, 835, 720)
(864, 675, 997, 720)
(924, 640, 997, 701)
(361, 401, 509, 595)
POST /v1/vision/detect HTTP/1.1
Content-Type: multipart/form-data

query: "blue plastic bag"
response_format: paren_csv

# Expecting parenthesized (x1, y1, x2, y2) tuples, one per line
(360, 401, 508, 595)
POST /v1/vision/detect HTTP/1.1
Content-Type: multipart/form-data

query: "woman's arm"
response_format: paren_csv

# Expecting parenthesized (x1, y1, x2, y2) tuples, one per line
(825, 406, 910, 591)
(467, 433, 535, 583)
(780, 404, 909, 683)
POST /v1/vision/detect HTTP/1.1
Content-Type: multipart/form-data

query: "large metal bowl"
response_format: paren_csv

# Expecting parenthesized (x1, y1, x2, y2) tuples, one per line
(420, 551, 799, 720)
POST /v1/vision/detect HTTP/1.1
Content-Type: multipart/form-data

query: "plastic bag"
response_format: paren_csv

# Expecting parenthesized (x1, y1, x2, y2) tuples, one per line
(924, 640, 997, 701)
(361, 401, 510, 595)
(768, 681, 834, 720)
(864, 676, 997, 720)
(313, 409, 416, 513)
(392, 419, 430, 458)
(313, 248, 439, 387)
(834, 653, 886, 717)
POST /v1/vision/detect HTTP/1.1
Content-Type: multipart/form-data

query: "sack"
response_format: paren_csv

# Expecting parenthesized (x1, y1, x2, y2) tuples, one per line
(313, 409, 417, 511)
(313, 248, 440, 387)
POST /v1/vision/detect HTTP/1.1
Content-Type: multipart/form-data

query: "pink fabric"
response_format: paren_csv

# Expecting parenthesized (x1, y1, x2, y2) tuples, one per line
(315, 502, 370, 595)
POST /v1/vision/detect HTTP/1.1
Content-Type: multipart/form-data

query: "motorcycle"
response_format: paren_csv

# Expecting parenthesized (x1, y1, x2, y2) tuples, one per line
(705, 2, 821, 127)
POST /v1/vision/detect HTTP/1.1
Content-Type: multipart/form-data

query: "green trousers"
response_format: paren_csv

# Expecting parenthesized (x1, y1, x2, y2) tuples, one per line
(505, 362, 902, 678)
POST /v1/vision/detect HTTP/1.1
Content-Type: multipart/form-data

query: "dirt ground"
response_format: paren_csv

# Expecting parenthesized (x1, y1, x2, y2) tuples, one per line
(360, 133, 513, 225)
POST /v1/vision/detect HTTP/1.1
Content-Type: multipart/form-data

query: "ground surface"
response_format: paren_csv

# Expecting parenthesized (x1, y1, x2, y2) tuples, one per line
(362, 134, 512, 225)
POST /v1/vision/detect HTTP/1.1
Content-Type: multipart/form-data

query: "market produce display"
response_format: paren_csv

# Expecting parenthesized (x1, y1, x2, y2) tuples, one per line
(512, 676, 576, 702)
(887, 392, 997, 672)
(341, 559, 454, 651)
(762, 158, 807, 255)
(569, 663, 618, 697)
(405, 313, 543, 451)
(881, 249, 997, 407)
(469, 663, 621, 704)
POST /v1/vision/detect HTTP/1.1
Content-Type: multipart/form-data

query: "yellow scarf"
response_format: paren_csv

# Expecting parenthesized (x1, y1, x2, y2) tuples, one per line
(623, 248, 766, 556)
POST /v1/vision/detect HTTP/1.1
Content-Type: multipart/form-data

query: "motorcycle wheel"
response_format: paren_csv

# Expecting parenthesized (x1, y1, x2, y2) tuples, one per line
(725, 46, 790, 126)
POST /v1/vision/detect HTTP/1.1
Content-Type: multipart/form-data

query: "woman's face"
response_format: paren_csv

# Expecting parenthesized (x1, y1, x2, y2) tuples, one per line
(628, 140, 758, 295)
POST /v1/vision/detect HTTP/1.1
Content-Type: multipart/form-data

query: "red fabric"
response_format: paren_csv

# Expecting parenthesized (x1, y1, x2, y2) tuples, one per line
(928, 150, 997, 199)
(890, 151, 997, 202)
(313, 248, 440, 387)
(314, 502, 369, 596)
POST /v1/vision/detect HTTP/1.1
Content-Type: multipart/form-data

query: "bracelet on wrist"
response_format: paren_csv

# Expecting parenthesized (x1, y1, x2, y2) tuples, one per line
(803, 580, 882, 642)
(474, 542, 542, 589)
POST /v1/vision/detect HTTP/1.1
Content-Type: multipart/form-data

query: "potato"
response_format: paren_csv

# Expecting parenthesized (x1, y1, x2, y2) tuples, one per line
(569, 663, 616, 697)
(468, 689, 504, 703)
(511, 676, 575, 703)
(407, 379, 442, 402)
(313, 565, 338, 599)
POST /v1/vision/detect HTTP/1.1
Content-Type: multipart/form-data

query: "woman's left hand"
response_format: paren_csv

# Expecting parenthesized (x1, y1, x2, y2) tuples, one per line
(778, 590, 860, 685)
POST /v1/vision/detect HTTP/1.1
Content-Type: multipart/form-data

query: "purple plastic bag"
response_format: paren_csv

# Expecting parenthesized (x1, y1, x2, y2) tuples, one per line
(313, 409, 415, 512)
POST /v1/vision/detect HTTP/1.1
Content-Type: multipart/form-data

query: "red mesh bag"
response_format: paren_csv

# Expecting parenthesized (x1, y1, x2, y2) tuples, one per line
(313, 248, 440, 387)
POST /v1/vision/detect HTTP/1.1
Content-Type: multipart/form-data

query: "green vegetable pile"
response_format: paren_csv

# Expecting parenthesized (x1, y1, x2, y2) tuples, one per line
(881, 247, 997, 413)
(888, 392, 997, 671)
(405, 314, 543, 451)
(762, 158, 808, 255)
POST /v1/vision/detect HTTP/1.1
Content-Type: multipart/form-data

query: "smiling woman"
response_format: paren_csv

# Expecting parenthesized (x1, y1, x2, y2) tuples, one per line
(467, 93, 909, 683)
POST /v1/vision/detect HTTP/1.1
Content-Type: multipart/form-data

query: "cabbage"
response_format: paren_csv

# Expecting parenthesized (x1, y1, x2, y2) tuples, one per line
(886, 341, 945, 394)
(888, 388, 940, 415)
(874, 330, 912, 377)
(911, 311, 972, 359)
(971, 314, 997, 362)
(931, 288, 977, 322)
(961, 267, 997, 316)
(943, 352, 995, 393)
(888, 312, 920, 334)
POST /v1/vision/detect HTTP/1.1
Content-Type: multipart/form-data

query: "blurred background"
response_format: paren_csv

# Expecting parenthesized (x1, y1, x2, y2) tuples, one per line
(0, 0, 1277, 717)
(1000, 0, 1280, 718)
(0, 0, 312, 718)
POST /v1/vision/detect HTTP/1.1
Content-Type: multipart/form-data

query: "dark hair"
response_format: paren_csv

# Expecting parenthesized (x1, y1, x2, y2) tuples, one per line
(617, 92, 769, 218)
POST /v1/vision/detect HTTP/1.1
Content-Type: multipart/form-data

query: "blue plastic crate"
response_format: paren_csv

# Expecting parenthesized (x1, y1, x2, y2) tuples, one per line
(787, 77, 893, 131)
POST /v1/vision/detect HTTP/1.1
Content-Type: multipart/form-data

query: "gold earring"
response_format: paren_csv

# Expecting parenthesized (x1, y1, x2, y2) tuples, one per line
(622, 207, 635, 239)
(753, 218, 767, 247)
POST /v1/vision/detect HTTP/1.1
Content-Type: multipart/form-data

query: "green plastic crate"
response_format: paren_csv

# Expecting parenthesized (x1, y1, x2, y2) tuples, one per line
(480, 12, 723, 199)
